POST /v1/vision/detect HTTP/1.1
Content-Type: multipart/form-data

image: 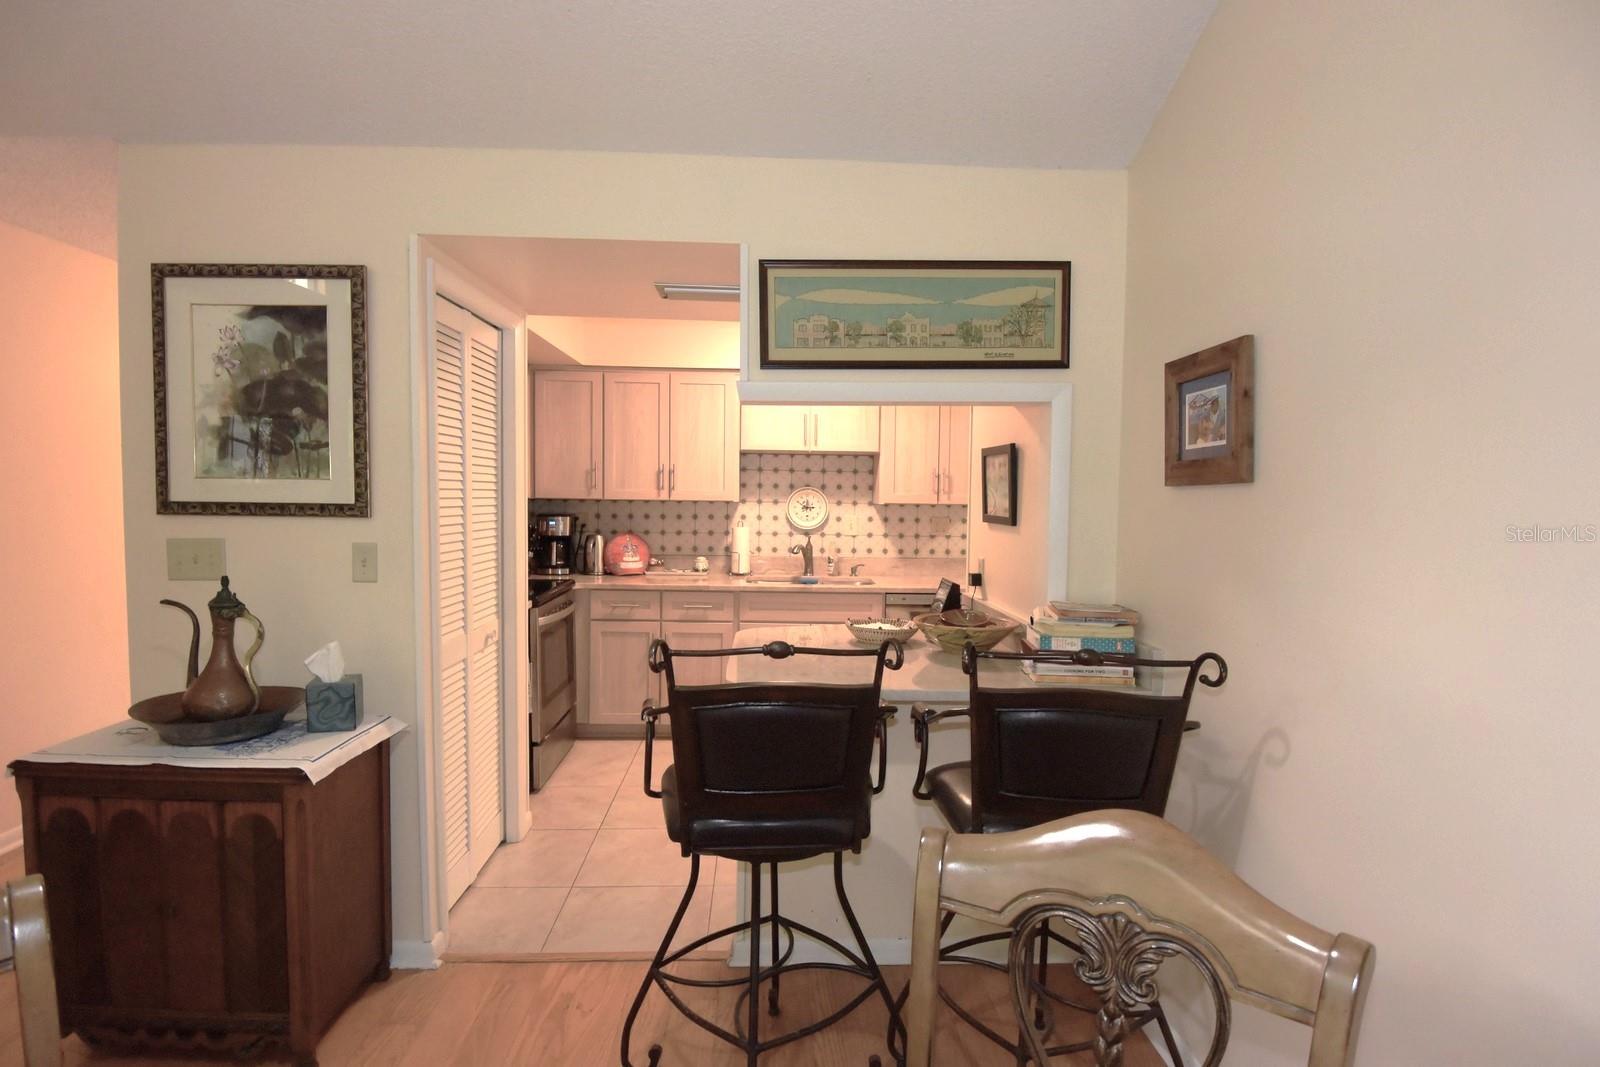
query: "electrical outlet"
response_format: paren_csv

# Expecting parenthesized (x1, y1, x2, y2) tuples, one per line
(166, 538, 226, 580)
(352, 542, 378, 583)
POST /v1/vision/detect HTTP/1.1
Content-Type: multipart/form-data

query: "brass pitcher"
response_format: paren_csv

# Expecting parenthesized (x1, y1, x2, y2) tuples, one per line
(175, 576, 265, 721)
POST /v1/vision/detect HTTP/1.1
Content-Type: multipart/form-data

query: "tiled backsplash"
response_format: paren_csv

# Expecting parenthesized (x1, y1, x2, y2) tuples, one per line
(535, 453, 967, 559)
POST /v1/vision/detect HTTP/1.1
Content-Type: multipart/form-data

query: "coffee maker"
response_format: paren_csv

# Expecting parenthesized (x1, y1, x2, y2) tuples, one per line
(531, 513, 578, 576)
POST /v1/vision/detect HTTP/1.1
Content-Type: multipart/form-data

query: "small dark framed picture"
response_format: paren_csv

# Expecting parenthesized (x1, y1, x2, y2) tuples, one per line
(981, 443, 1018, 526)
(1165, 335, 1254, 486)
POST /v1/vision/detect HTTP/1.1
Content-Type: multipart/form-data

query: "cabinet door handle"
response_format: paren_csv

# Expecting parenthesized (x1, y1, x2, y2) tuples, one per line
(656, 465, 663, 491)
(944, 470, 953, 495)
(932, 470, 940, 497)
(679, 602, 718, 609)
(669, 465, 676, 493)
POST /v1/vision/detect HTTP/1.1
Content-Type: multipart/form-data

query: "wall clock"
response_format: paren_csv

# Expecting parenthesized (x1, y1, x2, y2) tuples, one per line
(785, 486, 830, 531)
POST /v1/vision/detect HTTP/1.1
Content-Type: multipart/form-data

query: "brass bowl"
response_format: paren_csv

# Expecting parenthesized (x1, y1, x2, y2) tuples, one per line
(912, 610, 1019, 654)
(128, 685, 305, 747)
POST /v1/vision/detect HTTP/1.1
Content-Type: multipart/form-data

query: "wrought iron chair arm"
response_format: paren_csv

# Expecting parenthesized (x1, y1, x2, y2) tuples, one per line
(641, 699, 666, 799)
(911, 704, 969, 800)
(870, 703, 898, 794)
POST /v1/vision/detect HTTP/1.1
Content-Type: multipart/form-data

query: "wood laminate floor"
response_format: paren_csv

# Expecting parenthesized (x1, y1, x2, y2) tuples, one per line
(0, 953, 1161, 1066)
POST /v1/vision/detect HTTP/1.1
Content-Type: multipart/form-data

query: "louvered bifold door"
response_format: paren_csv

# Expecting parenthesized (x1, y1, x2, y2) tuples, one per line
(433, 296, 505, 907)
(463, 310, 504, 888)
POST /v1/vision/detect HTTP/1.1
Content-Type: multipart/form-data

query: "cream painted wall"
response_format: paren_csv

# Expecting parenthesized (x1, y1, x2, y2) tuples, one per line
(0, 219, 128, 845)
(117, 147, 1126, 948)
(525, 314, 739, 368)
(968, 404, 1053, 619)
(1120, 1, 1600, 1062)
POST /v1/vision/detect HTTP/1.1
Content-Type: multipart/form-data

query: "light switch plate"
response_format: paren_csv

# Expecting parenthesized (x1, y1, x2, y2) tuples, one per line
(167, 538, 226, 581)
(352, 542, 378, 583)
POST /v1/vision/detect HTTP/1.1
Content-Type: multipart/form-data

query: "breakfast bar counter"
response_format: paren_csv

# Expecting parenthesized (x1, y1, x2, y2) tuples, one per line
(700, 624, 1044, 964)
(725, 623, 1036, 702)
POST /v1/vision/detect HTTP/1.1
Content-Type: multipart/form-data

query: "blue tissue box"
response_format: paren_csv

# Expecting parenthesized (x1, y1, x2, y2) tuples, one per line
(305, 673, 364, 732)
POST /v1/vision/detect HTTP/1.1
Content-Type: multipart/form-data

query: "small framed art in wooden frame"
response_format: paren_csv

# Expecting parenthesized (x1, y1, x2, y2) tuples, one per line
(152, 263, 370, 516)
(1165, 335, 1254, 486)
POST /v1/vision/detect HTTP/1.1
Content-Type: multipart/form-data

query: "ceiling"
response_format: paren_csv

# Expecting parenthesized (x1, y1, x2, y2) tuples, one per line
(0, 1, 1215, 170)
(431, 236, 740, 320)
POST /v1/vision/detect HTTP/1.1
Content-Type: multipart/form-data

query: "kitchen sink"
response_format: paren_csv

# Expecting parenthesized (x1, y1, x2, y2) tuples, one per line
(741, 577, 876, 586)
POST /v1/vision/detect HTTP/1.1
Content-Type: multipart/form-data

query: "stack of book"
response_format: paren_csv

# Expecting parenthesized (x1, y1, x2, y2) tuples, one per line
(1023, 602, 1141, 687)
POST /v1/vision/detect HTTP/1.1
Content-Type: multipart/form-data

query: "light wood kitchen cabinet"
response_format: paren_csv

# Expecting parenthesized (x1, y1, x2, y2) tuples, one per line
(658, 621, 739, 687)
(814, 406, 880, 451)
(876, 405, 972, 505)
(939, 404, 971, 504)
(740, 405, 879, 453)
(667, 372, 740, 501)
(532, 370, 603, 498)
(603, 371, 670, 499)
(740, 405, 811, 452)
(587, 619, 661, 726)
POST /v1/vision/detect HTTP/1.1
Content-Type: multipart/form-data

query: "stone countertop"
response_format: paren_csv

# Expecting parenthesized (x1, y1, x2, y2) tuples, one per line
(724, 623, 1035, 703)
(569, 573, 946, 595)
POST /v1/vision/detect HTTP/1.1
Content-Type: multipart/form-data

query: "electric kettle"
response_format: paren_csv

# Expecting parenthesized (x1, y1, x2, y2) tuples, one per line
(582, 532, 606, 575)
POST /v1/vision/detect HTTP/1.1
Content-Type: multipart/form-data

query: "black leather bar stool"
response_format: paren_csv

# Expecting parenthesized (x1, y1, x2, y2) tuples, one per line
(621, 637, 907, 1067)
(908, 644, 1227, 1063)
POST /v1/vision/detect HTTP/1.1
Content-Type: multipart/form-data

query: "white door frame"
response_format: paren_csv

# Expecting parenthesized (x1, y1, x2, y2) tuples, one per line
(410, 237, 530, 949)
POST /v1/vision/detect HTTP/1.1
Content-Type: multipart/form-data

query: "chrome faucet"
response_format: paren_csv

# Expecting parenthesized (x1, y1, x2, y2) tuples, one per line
(789, 535, 815, 577)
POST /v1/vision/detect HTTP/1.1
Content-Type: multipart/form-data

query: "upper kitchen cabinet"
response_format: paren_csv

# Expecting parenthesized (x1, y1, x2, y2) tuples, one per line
(740, 405, 879, 453)
(667, 372, 740, 501)
(532, 370, 603, 499)
(533, 369, 736, 501)
(740, 405, 810, 452)
(603, 371, 671, 499)
(876, 405, 972, 505)
(814, 406, 880, 452)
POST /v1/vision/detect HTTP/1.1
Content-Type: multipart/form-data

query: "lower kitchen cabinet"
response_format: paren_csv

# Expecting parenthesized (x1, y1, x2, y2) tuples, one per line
(659, 621, 739, 687)
(580, 590, 886, 732)
(587, 619, 662, 727)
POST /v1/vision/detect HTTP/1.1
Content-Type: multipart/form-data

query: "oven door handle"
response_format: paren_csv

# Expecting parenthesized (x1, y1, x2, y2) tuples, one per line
(537, 603, 576, 629)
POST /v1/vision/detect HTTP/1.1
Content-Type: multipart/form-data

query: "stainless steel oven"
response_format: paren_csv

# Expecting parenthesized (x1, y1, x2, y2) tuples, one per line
(530, 581, 577, 790)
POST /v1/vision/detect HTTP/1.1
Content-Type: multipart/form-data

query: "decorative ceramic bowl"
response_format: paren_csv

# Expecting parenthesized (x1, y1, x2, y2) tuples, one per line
(912, 610, 1019, 654)
(845, 617, 919, 646)
(128, 685, 305, 747)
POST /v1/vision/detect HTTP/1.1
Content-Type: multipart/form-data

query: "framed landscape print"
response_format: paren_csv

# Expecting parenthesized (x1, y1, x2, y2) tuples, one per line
(759, 260, 1070, 369)
(1164, 335, 1254, 486)
(982, 443, 1018, 526)
(153, 263, 369, 516)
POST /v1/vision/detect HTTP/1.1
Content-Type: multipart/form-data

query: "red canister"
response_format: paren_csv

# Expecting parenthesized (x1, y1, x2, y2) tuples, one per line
(603, 531, 650, 575)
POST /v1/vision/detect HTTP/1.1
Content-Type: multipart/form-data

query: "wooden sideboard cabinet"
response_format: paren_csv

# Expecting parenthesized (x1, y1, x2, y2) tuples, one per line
(11, 741, 392, 1065)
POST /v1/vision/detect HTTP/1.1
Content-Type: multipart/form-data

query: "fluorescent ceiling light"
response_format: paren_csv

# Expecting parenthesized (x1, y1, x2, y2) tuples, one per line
(655, 282, 740, 302)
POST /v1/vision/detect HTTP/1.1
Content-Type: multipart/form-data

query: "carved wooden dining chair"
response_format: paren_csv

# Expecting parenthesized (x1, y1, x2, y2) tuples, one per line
(3, 875, 62, 1067)
(904, 811, 1375, 1067)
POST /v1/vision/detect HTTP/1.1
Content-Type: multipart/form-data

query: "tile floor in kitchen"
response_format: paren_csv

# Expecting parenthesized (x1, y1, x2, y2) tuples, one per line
(445, 738, 739, 959)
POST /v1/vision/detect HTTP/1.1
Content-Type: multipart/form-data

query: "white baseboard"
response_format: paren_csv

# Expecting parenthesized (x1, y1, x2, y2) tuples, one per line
(0, 825, 22, 859)
(391, 931, 446, 971)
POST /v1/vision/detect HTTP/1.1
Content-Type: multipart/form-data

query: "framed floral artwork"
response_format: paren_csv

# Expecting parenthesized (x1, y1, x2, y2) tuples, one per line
(152, 263, 369, 515)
